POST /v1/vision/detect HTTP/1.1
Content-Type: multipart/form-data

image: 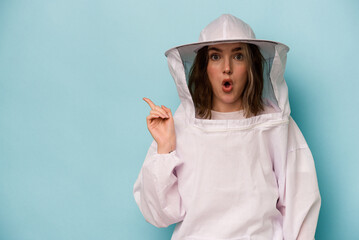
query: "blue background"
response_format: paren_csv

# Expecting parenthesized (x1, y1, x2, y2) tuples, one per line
(0, 0, 358, 239)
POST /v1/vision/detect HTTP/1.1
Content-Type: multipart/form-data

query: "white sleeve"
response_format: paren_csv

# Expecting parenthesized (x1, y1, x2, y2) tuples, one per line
(276, 118, 321, 240)
(133, 141, 186, 228)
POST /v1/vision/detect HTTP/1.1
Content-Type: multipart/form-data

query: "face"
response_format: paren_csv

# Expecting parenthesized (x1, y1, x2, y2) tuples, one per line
(206, 43, 248, 112)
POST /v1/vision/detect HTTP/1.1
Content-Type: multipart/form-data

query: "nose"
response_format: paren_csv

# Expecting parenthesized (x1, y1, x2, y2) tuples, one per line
(223, 58, 232, 75)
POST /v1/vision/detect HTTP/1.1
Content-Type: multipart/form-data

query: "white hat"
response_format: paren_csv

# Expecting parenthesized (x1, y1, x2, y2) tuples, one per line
(165, 14, 289, 60)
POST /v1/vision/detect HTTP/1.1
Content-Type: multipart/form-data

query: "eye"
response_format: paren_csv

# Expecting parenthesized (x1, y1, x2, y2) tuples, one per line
(234, 53, 243, 61)
(210, 53, 220, 61)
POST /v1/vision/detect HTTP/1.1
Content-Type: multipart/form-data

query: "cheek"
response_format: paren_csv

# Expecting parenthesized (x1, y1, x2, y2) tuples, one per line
(207, 63, 222, 84)
(206, 65, 215, 79)
(206, 64, 217, 85)
(239, 64, 247, 75)
(236, 65, 248, 81)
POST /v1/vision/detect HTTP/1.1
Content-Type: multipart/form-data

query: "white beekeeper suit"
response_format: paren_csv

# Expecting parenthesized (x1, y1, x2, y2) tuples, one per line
(133, 14, 321, 240)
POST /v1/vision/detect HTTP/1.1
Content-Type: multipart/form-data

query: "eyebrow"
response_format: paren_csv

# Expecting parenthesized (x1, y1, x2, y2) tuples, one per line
(208, 46, 243, 52)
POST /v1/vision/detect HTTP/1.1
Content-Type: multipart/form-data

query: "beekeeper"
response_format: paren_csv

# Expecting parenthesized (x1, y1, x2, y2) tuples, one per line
(133, 14, 321, 240)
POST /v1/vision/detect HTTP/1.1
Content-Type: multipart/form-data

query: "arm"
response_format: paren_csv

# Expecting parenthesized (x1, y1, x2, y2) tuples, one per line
(133, 141, 185, 228)
(133, 98, 185, 227)
(276, 118, 321, 239)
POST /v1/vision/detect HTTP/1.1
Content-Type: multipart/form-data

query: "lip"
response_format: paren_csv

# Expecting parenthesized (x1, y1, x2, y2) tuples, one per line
(222, 79, 233, 85)
(222, 79, 233, 93)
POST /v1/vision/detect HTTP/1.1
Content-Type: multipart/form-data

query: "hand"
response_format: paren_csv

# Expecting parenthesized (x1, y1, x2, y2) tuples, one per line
(143, 97, 176, 154)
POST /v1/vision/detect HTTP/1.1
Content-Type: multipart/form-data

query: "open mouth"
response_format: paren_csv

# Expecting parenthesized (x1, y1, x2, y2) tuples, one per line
(222, 79, 233, 92)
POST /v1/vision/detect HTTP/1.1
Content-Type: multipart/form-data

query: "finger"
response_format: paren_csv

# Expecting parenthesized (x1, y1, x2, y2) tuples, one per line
(147, 113, 160, 120)
(154, 106, 170, 118)
(161, 105, 173, 117)
(146, 113, 160, 122)
(143, 97, 156, 110)
(150, 109, 168, 119)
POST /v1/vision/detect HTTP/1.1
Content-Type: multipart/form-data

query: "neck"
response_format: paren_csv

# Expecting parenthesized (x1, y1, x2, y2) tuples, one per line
(212, 101, 243, 112)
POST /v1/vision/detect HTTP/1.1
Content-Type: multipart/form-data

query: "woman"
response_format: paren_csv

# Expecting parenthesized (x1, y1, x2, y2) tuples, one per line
(134, 14, 321, 240)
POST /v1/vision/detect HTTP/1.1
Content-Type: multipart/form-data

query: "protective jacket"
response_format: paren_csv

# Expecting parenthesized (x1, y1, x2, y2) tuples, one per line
(133, 14, 321, 240)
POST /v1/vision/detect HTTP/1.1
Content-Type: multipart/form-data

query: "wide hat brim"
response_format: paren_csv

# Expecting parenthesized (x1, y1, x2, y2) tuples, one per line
(165, 39, 289, 61)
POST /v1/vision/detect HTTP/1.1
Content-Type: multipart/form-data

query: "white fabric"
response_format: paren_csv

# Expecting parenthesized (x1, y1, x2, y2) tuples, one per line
(134, 14, 321, 240)
(210, 105, 277, 120)
(198, 14, 256, 42)
(210, 109, 245, 120)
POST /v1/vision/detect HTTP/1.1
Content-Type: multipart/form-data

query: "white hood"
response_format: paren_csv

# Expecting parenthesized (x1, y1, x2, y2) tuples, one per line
(134, 14, 321, 240)
(165, 14, 290, 130)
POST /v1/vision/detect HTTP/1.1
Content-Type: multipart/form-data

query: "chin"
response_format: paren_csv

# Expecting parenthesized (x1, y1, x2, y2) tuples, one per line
(220, 95, 241, 105)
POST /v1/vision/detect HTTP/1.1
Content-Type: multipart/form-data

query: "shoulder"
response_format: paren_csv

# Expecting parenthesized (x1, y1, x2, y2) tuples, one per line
(259, 104, 279, 115)
(173, 103, 186, 129)
(173, 103, 185, 119)
(287, 116, 309, 151)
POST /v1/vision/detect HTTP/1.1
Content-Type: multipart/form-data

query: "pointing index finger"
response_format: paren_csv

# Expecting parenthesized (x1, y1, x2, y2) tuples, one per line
(143, 97, 156, 110)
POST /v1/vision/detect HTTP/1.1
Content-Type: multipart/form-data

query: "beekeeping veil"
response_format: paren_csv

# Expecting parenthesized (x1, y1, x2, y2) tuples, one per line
(165, 14, 290, 129)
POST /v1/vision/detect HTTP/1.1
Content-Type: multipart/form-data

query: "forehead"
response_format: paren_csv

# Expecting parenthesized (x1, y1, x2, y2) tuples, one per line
(207, 42, 246, 51)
